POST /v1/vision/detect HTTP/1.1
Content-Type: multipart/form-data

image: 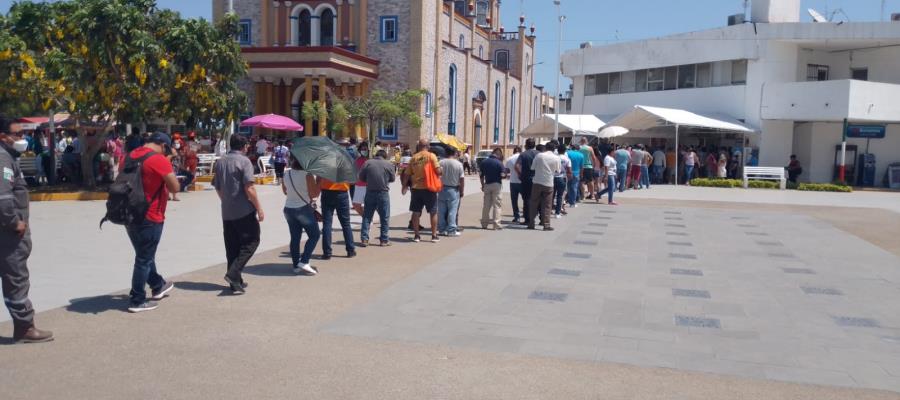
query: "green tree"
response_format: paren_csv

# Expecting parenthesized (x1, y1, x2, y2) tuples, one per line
(345, 89, 425, 144)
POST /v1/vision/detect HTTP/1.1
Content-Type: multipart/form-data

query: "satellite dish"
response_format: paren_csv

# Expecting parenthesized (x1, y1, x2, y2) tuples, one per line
(808, 8, 828, 23)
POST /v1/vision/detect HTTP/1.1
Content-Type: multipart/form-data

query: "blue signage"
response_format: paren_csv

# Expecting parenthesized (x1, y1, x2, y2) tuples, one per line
(847, 125, 886, 139)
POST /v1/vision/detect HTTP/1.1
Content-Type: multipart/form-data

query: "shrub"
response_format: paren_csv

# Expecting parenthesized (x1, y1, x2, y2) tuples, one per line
(797, 183, 852, 192)
(748, 180, 780, 189)
(690, 178, 741, 188)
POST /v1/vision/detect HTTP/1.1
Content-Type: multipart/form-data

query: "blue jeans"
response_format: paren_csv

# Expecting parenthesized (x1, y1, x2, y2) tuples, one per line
(509, 182, 523, 221)
(640, 165, 650, 188)
(360, 190, 390, 242)
(685, 165, 695, 184)
(284, 206, 320, 266)
(126, 221, 166, 305)
(616, 167, 628, 192)
(321, 190, 355, 255)
(597, 175, 616, 203)
(553, 177, 566, 215)
(651, 165, 663, 184)
(437, 187, 461, 234)
(567, 176, 580, 206)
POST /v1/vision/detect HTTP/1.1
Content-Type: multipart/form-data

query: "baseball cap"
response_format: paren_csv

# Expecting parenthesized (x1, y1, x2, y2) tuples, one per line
(148, 132, 172, 146)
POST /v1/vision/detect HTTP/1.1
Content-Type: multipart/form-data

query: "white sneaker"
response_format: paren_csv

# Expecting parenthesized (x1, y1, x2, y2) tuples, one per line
(294, 263, 317, 275)
(554, 214, 561, 219)
(449, 231, 462, 237)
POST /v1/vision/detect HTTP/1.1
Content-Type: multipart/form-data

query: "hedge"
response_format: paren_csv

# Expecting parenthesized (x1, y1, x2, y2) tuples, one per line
(689, 178, 852, 192)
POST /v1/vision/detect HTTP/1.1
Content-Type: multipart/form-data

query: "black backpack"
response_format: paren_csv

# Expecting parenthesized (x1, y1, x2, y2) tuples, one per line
(100, 151, 161, 228)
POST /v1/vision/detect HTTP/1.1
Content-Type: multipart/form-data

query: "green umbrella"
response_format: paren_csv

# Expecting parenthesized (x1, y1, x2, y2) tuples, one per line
(290, 136, 357, 183)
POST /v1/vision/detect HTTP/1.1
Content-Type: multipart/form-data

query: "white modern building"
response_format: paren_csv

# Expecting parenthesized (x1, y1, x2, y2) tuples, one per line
(562, 0, 900, 185)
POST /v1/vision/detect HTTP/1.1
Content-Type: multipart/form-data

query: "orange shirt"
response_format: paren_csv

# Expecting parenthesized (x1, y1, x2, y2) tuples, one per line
(318, 177, 350, 192)
(405, 150, 440, 190)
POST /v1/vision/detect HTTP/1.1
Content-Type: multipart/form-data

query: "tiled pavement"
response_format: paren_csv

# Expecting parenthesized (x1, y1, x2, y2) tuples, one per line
(324, 203, 900, 392)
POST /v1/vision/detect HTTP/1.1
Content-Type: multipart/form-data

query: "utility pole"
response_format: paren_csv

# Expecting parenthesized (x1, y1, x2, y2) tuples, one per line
(553, 0, 564, 141)
(226, 0, 235, 148)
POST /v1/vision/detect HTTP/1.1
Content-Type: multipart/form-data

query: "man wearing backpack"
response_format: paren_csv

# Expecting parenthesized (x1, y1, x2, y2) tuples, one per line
(213, 135, 264, 294)
(401, 139, 442, 243)
(123, 132, 180, 313)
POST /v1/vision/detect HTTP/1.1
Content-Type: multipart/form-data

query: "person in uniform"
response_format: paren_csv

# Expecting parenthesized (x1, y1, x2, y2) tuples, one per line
(0, 122, 53, 343)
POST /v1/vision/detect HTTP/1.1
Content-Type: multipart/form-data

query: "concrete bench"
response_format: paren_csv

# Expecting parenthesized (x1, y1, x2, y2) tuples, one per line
(743, 166, 786, 190)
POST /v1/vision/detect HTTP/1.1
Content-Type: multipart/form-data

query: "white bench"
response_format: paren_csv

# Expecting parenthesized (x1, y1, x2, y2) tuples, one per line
(17, 156, 61, 180)
(743, 166, 786, 190)
(196, 153, 217, 175)
(257, 155, 276, 184)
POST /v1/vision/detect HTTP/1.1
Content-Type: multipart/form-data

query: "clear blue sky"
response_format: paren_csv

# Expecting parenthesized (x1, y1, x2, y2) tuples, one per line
(3, 0, 898, 94)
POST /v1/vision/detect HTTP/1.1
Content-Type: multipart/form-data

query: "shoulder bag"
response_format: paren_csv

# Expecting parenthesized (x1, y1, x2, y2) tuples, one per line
(287, 171, 323, 222)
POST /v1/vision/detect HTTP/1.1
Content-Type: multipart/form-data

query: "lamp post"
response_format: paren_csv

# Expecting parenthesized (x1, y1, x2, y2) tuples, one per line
(553, 0, 564, 141)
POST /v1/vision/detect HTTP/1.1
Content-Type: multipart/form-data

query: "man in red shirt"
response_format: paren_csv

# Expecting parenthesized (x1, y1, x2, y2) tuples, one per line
(125, 133, 180, 313)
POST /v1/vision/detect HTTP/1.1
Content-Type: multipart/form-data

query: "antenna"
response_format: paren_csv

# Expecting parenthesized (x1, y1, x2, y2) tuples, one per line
(808, 8, 828, 23)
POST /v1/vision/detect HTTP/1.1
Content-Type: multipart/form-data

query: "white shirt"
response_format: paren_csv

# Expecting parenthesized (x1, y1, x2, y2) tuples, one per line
(505, 153, 521, 184)
(556, 152, 570, 178)
(531, 151, 561, 187)
(256, 140, 269, 155)
(284, 169, 312, 209)
(603, 155, 617, 173)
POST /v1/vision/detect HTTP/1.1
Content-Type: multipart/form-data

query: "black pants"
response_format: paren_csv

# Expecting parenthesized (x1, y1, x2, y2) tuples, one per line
(1, 230, 34, 331)
(520, 179, 533, 222)
(223, 212, 260, 283)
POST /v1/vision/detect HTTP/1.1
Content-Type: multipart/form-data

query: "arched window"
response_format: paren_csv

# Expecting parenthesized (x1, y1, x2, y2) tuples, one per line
(476, 1, 489, 26)
(448, 64, 458, 135)
(424, 91, 432, 117)
(298, 9, 312, 46)
(494, 50, 509, 70)
(493, 81, 501, 144)
(320, 8, 335, 46)
(478, 45, 484, 59)
(458, 34, 465, 49)
(533, 96, 539, 119)
(509, 88, 517, 142)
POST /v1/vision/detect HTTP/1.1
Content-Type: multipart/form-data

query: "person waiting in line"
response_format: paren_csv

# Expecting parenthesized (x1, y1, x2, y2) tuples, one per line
(318, 174, 356, 259)
(437, 147, 465, 237)
(504, 146, 523, 224)
(282, 154, 320, 275)
(401, 139, 443, 243)
(479, 147, 505, 230)
(358, 150, 395, 247)
(718, 152, 728, 179)
(786, 155, 802, 183)
(553, 142, 571, 218)
(351, 141, 370, 216)
(597, 147, 619, 206)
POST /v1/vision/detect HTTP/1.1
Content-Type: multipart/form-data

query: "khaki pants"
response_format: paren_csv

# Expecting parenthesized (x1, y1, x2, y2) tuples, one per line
(528, 183, 554, 228)
(480, 183, 502, 228)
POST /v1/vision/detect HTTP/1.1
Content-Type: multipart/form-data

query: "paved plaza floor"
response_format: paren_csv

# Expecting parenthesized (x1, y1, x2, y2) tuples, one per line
(1, 182, 899, 399)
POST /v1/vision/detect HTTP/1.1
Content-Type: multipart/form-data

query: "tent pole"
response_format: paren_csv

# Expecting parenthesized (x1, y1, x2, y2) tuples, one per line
(674, 124, 679, 186)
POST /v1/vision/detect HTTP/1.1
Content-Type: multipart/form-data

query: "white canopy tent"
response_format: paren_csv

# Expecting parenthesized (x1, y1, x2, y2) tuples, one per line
(606, 105, 757, 185)
(519, 114, 606, 139)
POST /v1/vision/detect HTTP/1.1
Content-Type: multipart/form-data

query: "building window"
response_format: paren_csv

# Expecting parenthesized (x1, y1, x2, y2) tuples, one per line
(664, 66, 678, 90)
(448, 64, 458, 135)
(696, 63, 712, 88)
(459, 34, 465, 48)
(635, 69, 648, 92)
(608, 72, 622, 94)
(677, 64, 696, 89)
(237, 19, 251, 45)
(732, 60, 748, 84)
(494, 50, 509, 70)
(534, 96, 539, 118)
(807, 64, 829, 81)
(647, 68, 664, 91)
(620, 71, 635, 93)
(852, 68, 869, 81)
(478, 45, 484, 59)
(380, 16, 398, 43)
(453, 0, 466, 15)
(378, 119, 398, 140)
(476, 1, 489, 25)
(320, 8, 335, 46)
(493, 81, 501, 144)
(509, 88, 517, 142)
(424, 91, 433, 117)
(298, 10, 312, 46)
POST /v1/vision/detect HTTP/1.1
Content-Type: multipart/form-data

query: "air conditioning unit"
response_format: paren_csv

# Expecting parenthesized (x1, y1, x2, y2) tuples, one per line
(580, 42, 593, 49)
(728, 13, 746, 26)
(891, 13, 900, 22)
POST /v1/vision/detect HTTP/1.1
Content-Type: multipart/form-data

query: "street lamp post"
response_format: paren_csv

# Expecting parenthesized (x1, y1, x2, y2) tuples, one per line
(553, 0, 564, 141)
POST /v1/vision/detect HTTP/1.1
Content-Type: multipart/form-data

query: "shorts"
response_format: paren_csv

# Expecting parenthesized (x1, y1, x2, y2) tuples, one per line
(409, 188, 438, 214)
(352, 185, 367, 205)
(580, 168, 594, 183)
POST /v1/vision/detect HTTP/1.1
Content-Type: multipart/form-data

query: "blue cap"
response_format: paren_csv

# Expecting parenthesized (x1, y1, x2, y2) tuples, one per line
(148, 132, 172, 146)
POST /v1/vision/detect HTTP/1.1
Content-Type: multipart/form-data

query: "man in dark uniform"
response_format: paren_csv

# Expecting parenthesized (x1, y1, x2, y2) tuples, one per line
(0, 121, 53, 343)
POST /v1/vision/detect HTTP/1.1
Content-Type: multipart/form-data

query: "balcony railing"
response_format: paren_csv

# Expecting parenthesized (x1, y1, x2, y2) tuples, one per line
(491, 32, 520, 41)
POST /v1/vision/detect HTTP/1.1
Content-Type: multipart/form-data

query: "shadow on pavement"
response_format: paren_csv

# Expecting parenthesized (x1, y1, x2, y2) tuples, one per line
(244, 263, 293, 277)
(175, 281, 228, 292)
(66, 294, 130, 315)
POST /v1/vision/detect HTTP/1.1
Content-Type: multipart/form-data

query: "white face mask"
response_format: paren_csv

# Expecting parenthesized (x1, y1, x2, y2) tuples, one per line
(174, 143, 181, 149)
(13, 139, 28, 153)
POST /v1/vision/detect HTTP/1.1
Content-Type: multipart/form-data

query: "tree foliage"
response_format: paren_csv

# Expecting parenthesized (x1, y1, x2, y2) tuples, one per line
(344, 89, 425, 144)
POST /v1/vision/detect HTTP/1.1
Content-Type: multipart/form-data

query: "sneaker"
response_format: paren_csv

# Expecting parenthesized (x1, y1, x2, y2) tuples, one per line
(321, 254, 332, 260)
(554, 214, 561, 219)
(543, 226, 555, 232)
(527, 225, 536, 230)
(431, 236, 441, 243)
(380, 241, 392, 247)
(494, 225, 504, 231)
(293, 263, 318, 275)
(149, 281, 175, 301)
(359, 240, 368, 248)
(128, 301, 160, 313)
(413, 236, 421, 243)
(608, 202, 619, 206)
(449, 231, 461, 237)
(438, 231, 448, 237)
(224, 276, 246, 295)
(573, 204, 578, 208)
(347, 250, 357, 258)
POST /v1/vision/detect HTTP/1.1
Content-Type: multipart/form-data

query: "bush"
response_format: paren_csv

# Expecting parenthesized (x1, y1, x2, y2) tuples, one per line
(797, 183, 852, 192)
(748, 180, 780, 189)
(689, 178, 741, 188)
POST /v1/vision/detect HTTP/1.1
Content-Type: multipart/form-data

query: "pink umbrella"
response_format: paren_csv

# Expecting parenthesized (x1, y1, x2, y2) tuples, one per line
(240, 114, 304, 132)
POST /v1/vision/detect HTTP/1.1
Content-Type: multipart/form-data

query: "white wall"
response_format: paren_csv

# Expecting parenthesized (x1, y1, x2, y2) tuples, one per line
(751, 0, 801, 23)
(759, 120, 794, 167)
(798, 122, 900, 184)
(576, 86, 747, 120)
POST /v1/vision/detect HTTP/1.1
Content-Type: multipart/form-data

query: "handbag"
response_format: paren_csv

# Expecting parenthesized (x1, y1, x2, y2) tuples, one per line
(424, 161, 443, 193)
(287, 171, 324, 222)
